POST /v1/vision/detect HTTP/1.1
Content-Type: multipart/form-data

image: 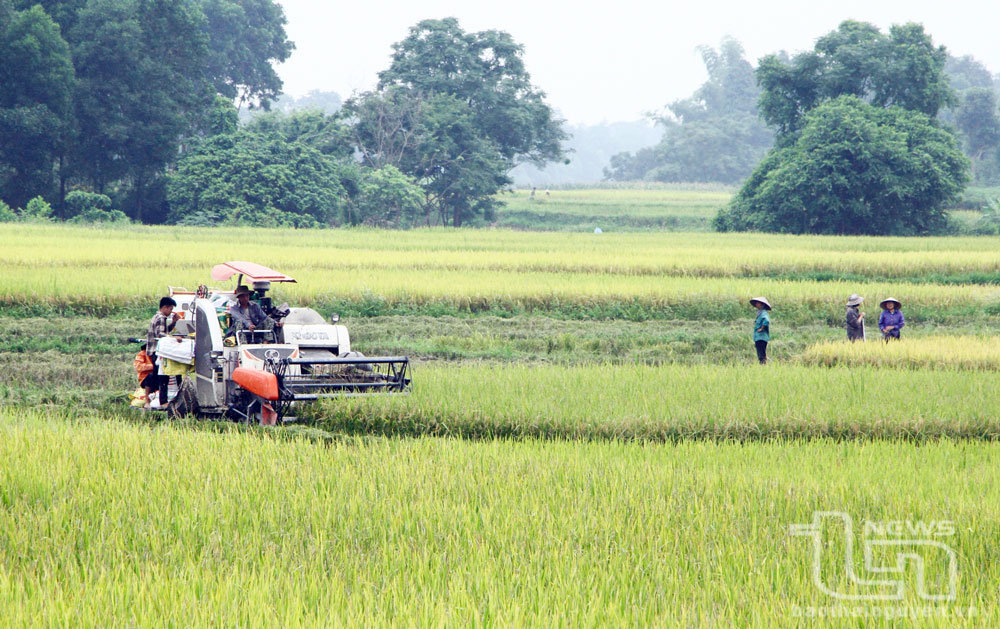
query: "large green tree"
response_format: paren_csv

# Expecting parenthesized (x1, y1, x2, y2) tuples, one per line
(756, 21, 954, 139)
(200, 0, 293, 110)
(166, 127, 350, 227)
(0, 1, 74, 210)
(377, 18, 566, 166)
(5, 0, 293, 221)
(67, 0, 212, 221)
(348, 18, 566, 226)
(717, 22, 969, 235)
(714, 96, 968, 235)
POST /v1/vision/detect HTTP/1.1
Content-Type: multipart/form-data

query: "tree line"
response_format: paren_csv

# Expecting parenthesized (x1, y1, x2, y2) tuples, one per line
(608, 21, 1000, 235)
(3, 4, 997, 235)
(0, 5, 566, 228)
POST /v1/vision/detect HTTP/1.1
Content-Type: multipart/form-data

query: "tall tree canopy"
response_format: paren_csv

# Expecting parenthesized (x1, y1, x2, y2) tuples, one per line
(943, 54, 1000, 185)
(605, 38, 772, 184)
(714, 96, 968, 235)
(718, 22, 969, 236)
(756, 21, 954, 139)
(0, 0, 293, 220)
(347, 18, 567, 226)
(0, 1, 74, 209)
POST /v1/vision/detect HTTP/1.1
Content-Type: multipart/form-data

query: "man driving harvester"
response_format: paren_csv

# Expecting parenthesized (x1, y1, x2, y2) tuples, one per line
(230, 285, 283, 338)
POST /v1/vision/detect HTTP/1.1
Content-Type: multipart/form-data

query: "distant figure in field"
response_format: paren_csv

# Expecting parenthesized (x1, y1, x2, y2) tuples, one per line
(750, 297, 771, 364)
(878, 298, 904, 341)
(545, 188, 550, 197)
(530, 187, 536, 198)
(845, 294, 865, 342)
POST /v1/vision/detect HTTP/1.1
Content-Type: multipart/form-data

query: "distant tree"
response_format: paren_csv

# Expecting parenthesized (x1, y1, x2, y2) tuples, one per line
(941, 55, 1000, 185)
(955, 88, 1000, 161)
(605, 37, 772, 184)
(0, 1, 74, 209)
(604, 145, 659, 182)
(199, 0, 293, 110)
(166, 129, 349, 227)
(272, 90, 342, 115)
(347, 165, 425, 228)
(715, 96, 969, 235)
(349, 18, 566, 226)
(68, 0, 212, 222)
(944, 55, 994, 92)
(757, 21, 954, 139)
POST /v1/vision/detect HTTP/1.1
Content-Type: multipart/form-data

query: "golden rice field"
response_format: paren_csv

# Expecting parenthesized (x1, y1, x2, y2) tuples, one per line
(802, 336, 1000, 370)
(7, 206, 1000, 625)
(5, 224, 1000, 321)
(1, 409, 997, 627)
(319, 362, 1000, 440)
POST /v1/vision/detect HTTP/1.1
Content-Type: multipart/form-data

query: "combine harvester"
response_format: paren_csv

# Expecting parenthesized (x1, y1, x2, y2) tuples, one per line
(141, 261, 409, 424)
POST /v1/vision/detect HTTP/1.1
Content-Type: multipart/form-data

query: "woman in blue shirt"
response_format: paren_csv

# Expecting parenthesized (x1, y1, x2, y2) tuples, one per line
(878, 298, 904, 341)
(750, 297, 771, 364)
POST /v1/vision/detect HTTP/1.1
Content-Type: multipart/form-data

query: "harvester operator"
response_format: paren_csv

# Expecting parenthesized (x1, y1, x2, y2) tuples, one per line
(230, 285, 282, 336)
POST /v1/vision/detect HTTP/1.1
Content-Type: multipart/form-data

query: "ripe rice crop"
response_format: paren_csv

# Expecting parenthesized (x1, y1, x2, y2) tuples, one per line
(316, 363, 1000, 441)
(0, 409, 996, 626)
(802, 336, 1000, 370)
(5, 224, 1000, 321)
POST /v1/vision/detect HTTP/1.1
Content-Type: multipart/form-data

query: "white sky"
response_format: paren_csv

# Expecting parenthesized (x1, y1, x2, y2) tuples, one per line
(274, 0, 999, 125)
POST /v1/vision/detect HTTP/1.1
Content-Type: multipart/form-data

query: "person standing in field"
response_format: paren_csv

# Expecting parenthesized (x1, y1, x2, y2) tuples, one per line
(845, 294, 865, 342)
(878, 297, 904, 341)
(750, 297, 771, 364)
(144, 296, 179, 408)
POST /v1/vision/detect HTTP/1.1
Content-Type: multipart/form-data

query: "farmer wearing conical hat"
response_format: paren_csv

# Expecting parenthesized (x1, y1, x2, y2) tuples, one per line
(749, 297, 771, 364)
(845, 294, 865, 342)
(878, 297, 904, 341)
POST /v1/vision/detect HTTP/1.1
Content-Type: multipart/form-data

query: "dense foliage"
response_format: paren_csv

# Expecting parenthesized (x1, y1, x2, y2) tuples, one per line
(718, 22, 971, 235)
(346, 18, 567, 226)
(943, 56, 1000, 185)
(0, 0, 293, 220)
(714, 96, 969, 234)
(605, 38, 772, 184)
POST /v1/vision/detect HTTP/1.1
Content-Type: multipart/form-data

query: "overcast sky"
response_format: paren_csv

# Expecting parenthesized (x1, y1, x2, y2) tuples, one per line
(274, 0, 999, 125)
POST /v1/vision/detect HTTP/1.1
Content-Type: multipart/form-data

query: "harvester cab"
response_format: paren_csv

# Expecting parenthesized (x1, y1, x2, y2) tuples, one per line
(138, 261, 409, 424)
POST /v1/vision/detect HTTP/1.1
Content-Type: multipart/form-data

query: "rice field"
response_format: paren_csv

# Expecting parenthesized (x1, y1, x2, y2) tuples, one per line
(0, 409, 996, 627)
(501, 186, 734, 217)
(6, 224, 1000, 323)
(802, 335, 1000, 370)
(315, 363, 1000, 441)
(5, 194, 1000, 625)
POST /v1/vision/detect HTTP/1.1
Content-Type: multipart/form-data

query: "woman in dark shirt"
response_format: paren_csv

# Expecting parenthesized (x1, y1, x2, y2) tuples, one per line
(845, 294, 865, 342)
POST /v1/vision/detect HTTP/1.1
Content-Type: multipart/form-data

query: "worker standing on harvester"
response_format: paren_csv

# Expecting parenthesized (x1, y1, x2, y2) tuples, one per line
(230, 285, 282, 335)
(144, 296, 178, 408)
